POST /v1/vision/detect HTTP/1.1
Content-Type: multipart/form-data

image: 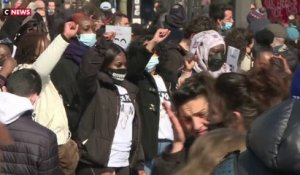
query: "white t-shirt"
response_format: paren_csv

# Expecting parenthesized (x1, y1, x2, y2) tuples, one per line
(108, 85, 135, 167)
(152, 74, 174, 141)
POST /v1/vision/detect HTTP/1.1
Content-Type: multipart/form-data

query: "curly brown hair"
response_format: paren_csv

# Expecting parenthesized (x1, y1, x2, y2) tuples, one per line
(224, 28, 254, 66)
(246, 57, 292, 112)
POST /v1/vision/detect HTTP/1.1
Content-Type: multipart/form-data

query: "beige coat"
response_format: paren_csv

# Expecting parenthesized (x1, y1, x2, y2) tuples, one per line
(16, 34, 70, 145)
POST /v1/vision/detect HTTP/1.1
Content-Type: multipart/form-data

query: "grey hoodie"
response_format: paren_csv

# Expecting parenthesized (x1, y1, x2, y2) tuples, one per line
(0, 92, 33, 124)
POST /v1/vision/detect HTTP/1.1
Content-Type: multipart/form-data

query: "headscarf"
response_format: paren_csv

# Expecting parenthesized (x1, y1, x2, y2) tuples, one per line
(190, 30, 229, 76)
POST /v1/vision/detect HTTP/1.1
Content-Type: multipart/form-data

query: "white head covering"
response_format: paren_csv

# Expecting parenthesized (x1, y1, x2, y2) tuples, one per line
(190, 30, 230, 77)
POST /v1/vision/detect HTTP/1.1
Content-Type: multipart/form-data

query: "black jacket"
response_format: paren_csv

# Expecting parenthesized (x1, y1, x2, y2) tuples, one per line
(51, 39, 89, 138)
(126, 42, 174, 161)
(1, 111, 60, 175)
(76, 46, 144, 171)
(213, 99, 300, 175)
(156, 41, 186, 89)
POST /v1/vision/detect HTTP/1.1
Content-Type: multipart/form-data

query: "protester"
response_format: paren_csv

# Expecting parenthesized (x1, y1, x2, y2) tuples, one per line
(210, 73, 260, 133)
(51, 14, 95, 137)
(248, 56, 292, 112)
(157, 15, 217, 89)
(47, 0, 59, 40)
(213, 99, 300, 175)
(0, 69, 60, 175)
(163, 3, 186, 44)
(0, 56, 16, 92)
(209, 3, 234, 36)
(177, 128, 246, 175)
(14, 22, 79, 175)
(126, 29, 173, 175)
(224, 28, 254, 71)
(111, 12, 130, 26)
(177, 30, 229, 86)
(0, 44, 12, 67)
(247, 7, 270, 34)
(152, 72, 215, 175)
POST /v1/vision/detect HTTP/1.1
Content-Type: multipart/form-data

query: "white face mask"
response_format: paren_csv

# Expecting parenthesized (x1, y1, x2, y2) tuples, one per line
(145, 55, 159, 73)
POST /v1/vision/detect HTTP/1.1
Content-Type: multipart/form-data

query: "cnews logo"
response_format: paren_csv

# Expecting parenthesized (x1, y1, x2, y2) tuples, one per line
(3, 8, 32, 16)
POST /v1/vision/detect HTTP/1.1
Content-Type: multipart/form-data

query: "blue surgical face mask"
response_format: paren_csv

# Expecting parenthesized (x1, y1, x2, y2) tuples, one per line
(222, 22, 233, 31)
(145, 56, 159, 72)
(79, 33, 97, 47)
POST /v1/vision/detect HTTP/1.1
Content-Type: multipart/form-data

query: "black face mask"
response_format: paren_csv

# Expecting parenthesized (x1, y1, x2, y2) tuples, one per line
(207, 53, 225, 72)
(107, 68, 127, 85)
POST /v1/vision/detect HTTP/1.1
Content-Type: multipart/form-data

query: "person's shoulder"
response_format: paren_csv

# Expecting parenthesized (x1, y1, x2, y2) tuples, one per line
(10, 116, 57, 144)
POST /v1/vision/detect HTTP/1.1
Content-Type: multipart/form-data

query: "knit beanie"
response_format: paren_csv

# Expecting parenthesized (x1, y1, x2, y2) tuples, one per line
(287, 27, 300, 41)
(247, 8, 270, 34)
(164, 3, 186, 28)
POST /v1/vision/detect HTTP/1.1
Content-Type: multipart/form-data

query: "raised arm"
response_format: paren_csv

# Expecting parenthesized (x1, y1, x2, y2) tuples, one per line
(33, 22, 78, 79)
(77, 36, 114, 100)
(126, 29, 171, 83)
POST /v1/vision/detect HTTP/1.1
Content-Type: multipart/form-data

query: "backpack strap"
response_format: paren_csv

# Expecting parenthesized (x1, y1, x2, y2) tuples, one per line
(212, 150, 240, 175)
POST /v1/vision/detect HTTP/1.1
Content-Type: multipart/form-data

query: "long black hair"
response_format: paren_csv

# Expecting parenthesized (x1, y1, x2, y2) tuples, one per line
(94, 39, 126, 71)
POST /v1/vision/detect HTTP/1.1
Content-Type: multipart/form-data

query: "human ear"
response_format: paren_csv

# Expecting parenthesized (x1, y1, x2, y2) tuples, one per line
(28, 93, 39, 105)
(231, 111, 246, 133)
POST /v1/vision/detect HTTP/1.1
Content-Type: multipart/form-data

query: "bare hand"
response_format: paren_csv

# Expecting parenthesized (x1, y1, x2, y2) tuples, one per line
(151, 28, 171, 44)
(162, 102, 185, 153)
(145, 28, 171, 53)
(63, 21, 79, 40)
(273, 55, 292, 75)
(183, 54, 197, 72)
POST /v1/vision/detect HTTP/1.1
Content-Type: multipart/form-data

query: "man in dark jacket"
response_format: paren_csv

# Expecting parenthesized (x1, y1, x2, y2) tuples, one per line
(51, 15, 92, 137)
(0, 69, 60, 175)
(213, 98, 300, 175)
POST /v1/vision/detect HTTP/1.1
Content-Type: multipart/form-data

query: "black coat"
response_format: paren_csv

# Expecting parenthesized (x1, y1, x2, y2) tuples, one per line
(156, 41, 186, 89)
(0, 111, 60, 175)
(213, 99, 300, 175)
(51, 39, 89, 138)
(126, 43, 174, 161)
(76, 46, 144, 171)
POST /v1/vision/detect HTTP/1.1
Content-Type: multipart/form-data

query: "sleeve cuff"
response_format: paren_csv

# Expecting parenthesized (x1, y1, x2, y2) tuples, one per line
(61, 34, 70, 43)
(161, 147, 186, 162)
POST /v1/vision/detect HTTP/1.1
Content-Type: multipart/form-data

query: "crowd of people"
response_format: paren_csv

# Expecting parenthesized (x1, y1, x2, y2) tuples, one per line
(0, 0, 299, 175)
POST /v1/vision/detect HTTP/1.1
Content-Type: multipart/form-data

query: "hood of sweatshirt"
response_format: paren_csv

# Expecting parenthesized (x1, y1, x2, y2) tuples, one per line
(0, 92, 33, 124)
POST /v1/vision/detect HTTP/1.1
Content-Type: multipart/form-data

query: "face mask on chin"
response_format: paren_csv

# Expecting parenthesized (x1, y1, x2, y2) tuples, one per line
(79, 33, 97, 47)
(107, 68, 127, 85)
